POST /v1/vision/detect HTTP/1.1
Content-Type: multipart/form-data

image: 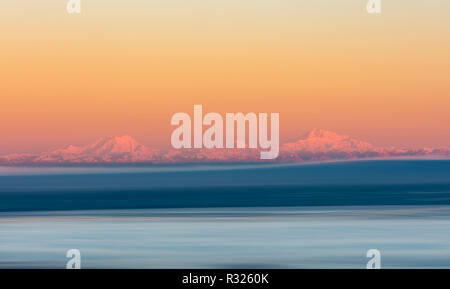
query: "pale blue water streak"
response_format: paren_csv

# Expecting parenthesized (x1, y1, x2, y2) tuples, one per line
(1, 160, 450, 268)
(1, 206, 450, 268)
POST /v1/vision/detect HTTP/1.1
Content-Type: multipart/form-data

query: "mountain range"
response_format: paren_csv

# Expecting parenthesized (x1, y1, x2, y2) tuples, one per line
(1, 128, 449, 164)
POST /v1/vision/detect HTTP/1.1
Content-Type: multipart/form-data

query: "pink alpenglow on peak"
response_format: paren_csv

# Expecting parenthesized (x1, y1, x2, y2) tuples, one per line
(5, 136, 161, 164)
(281, 128, 375, 153)
(0, 129, 449, 165)
(82, 136, 149, 155)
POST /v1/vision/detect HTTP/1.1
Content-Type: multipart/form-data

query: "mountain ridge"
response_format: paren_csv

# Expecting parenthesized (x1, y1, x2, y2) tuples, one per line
(1, 129, 449, 164)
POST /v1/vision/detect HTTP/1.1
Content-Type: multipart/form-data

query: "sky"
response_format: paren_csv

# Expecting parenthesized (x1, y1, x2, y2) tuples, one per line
(1, 0, 449, 154)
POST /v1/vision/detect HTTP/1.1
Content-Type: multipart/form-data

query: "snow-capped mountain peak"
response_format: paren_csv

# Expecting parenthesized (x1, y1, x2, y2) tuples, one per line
(282, 128, 375, 153)
(83, 135, 147, 155)
(0, 129, 449, 164)
(20, 136, 159, 164)
(304, 128, 348, 140)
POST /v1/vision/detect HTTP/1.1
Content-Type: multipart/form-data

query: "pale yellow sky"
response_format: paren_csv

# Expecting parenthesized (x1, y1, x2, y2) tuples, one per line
(0, 0, 449, 153)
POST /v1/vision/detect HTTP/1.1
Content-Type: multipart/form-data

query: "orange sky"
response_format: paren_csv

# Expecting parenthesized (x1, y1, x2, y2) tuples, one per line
(1, 0, 449, 154)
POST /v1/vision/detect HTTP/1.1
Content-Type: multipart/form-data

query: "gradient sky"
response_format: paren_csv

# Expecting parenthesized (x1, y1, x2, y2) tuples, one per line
(1, 0, 449, 154)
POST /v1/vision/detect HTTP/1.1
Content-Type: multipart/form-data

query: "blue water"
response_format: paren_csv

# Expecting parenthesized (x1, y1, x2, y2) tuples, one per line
(0, 160, 450, 268)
